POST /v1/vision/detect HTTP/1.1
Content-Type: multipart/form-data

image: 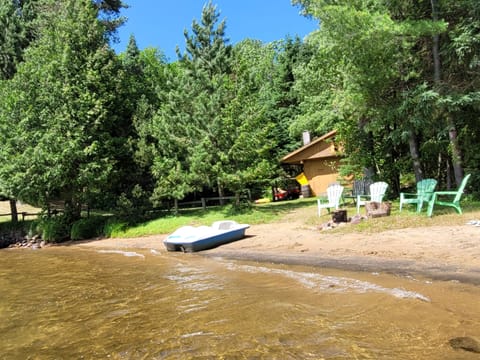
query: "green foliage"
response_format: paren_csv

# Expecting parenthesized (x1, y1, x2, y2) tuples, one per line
(39, 216, 70, 243)
(0, 0, 24, 79)
(70, 216, 107, 240)
(0, 0, 127, 217)
(102, 217, 129, 238)
(292, 0, 480, 195)
(92, 0, 126, 36)
(115, 184, 152, 222)
(0, 218, 31, 234)
(146, 3, 280, 207)
(2, 0, 479, 226)
(269, 37, 312, 157)
(178, 1, 231, 75)
(106, 39, 168, 216)
(26, 220, 41, 239)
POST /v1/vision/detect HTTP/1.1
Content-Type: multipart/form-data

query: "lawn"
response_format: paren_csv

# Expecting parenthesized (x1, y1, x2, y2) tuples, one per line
(110, 196, 480, 238)
(1, 197, 479, 239)
(108, 198, 319, 238)
(0, 201, 41, 222)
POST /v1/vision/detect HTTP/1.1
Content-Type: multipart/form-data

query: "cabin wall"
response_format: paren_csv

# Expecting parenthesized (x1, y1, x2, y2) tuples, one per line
(284, 141, 336, 164)
(303, 157, 341, 196)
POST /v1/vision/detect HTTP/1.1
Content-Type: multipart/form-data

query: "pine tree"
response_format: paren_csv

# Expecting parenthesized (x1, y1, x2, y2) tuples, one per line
(151, 2, 233, 205)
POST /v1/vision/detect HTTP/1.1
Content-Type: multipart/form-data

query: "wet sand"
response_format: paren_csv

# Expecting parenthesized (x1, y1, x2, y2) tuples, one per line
(74, 214, 480, 285)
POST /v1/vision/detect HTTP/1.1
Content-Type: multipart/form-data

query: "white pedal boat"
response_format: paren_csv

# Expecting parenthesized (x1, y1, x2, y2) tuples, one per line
(163, 220, 249, 252)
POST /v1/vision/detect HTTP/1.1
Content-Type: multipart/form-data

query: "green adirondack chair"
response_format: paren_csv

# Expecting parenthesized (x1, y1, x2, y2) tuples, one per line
(427, 174, 471, 217)
(399, 178, 437, 213)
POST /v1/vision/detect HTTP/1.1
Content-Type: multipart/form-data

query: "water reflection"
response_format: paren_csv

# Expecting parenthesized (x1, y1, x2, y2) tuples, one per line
(0, 247, 479, 359)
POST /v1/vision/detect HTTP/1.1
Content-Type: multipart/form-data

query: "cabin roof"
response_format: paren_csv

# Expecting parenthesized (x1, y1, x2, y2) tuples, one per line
(281, 130, 338, 165)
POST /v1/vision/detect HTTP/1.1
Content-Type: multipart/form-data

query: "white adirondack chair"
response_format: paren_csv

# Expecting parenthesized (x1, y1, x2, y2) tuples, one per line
(356, 181, 388, 214)
(317, 184, 344, 216)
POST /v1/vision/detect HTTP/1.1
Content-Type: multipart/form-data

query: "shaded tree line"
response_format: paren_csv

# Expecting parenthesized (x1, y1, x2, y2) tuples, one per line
(0, 0, 304, 226)
(292, 0, 480, 197)
(0, 0, 479, 231)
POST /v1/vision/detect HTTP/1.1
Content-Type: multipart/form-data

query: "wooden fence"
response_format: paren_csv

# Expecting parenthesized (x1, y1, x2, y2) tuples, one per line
(0, 194, 250, 221)
(0, 212, 41, 221)
(173, 195, 249, 211)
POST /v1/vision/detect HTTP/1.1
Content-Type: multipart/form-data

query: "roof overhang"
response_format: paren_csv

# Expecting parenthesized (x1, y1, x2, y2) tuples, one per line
(281, 130, 339, 165)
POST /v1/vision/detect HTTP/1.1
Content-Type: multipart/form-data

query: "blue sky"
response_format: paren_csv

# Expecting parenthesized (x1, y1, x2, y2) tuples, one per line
(112, 0, 319, 61)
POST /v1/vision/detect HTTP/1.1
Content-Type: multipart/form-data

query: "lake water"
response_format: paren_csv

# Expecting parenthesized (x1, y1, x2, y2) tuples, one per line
(1, 247, 479, 359)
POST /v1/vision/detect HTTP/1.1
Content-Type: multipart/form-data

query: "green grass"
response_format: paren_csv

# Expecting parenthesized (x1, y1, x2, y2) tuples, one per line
(2, 197, 480, 240)
(324, 197, 480, 235)
(110, 196, 480, 238)
(0, 201, 41, 223)
(109, 198, 318, 238)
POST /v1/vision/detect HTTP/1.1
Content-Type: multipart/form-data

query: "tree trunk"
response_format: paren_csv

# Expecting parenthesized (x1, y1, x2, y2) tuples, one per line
(431, 0, 441, 84)
(448, 125, 464, 186)
(361, 126, 376, 180)
(446, 158, 452, 190)
(217, 180, 225, 205)
(436, 152, 442, 181)
(9, 199, 18, 223)
(431, 0, 464, 186)
(64, 198, 81, 224)
(173, 198, 178, 215)
(408, 130, 423, 182)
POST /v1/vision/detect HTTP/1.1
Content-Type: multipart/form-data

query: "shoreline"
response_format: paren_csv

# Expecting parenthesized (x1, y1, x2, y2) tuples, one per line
(203, 250, 480, 286)
(66, 221, 480, 285)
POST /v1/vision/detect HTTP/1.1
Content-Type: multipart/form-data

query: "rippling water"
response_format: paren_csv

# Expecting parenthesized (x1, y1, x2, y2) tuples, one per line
(1, 247, 479, 359)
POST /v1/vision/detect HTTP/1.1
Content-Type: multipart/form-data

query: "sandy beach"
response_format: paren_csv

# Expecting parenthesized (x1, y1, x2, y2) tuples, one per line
(73, 206, 480, 285)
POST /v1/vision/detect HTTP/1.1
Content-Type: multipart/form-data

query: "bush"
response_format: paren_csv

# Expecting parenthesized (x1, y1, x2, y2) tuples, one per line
(26, 220, 41, 239)
(0, 219, 29, 233)
(0, 220, 32, 248)
(115, 185, 152, 223)
(102, 217, 128, 238)
(40, 216, 70, 243)
(70, 216, 107, 240)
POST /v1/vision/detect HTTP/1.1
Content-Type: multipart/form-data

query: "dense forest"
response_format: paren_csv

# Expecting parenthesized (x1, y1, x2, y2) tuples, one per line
(0, 0, 479, 229)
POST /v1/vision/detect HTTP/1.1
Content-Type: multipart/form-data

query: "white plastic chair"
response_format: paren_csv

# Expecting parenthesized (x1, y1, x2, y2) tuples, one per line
(317, 184, 344, 216)
(356, 181, 388, 214)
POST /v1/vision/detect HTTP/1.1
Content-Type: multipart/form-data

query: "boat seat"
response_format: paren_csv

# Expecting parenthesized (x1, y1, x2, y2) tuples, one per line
(213, 220, 237, 230)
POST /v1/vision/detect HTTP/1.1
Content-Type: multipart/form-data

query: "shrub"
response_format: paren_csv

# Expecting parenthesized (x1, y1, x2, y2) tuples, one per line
(70, 216, 107, 240)
(0, 220, 32, 248)
(115, 185, 152, 223)
(0, 219, 29, 233)
(102, 217, 128, 238)
(40, 216, 70, 243)
(26, 220, 42, 239)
